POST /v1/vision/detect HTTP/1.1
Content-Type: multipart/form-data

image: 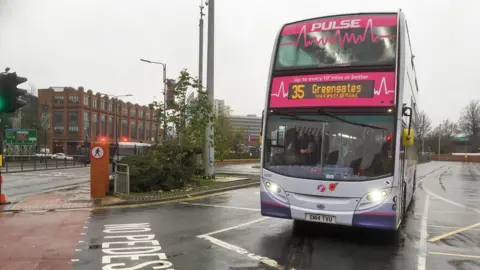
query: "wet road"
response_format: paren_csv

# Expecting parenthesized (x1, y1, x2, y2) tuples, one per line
(72, 161, 480, 270)
(2, 167, 90, 202)
(216, 163, 260, 175)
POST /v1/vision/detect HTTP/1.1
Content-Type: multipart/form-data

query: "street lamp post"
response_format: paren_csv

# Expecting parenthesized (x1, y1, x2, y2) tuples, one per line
(204, 0, 215, 178)
(140, 59, 167, 142)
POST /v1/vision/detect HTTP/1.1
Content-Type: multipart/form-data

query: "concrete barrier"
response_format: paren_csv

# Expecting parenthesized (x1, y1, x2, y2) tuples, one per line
(431, 154, 480, 163)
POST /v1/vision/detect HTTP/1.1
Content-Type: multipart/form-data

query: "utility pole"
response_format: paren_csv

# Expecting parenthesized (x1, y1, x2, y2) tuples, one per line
(438, 134, 441, 160)
(204, 0, 215, 178)
(199, 1, 205, 89)
(42, 103, 48, 156)
(162, 65, 167, 142)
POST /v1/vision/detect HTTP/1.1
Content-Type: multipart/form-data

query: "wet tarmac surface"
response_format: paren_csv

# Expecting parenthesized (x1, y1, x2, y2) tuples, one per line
(72, 161, 480, 270)
(2, 167, 90, 202)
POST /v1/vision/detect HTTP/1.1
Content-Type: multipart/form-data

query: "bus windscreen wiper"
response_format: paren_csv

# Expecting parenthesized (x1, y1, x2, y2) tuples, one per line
(317, 110, 387, 130)
(273, 111, 329, 123)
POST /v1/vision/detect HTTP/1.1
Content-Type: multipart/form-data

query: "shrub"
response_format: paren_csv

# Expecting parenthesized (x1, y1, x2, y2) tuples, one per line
(120, 141, 201, 192)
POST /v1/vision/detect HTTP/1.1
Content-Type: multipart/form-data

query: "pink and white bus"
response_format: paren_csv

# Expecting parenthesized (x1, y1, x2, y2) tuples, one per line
(260, 10, 419, 230)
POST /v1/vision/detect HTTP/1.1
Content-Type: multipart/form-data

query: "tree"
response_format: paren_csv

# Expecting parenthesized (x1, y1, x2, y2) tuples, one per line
(434, 119, 458, 139)
(458, 100, 480, 142)
(149, 69, 229, 167)
(415, 111, 432, 141)
(425, 119, 459, 154)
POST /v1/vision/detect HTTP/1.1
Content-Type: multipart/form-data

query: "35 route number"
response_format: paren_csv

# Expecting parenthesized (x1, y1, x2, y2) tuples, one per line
(291, 84, 305, 99)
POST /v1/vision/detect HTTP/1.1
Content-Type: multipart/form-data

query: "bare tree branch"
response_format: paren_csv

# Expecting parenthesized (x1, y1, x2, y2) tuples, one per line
(458, 100, 480, 139)
(415, 110, 432, 140)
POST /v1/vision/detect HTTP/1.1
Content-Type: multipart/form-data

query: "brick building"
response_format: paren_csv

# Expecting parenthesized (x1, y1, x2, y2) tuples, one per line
(38, 86, 160, 154)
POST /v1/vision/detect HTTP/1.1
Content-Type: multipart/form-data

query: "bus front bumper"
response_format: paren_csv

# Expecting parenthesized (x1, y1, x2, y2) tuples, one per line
(260, 191, 397, 230)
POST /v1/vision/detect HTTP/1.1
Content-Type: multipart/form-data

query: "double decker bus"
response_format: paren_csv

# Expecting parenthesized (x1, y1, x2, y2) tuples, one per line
(260, 10, 419, 230)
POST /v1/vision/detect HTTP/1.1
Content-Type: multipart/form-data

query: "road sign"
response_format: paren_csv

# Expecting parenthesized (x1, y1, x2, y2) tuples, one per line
(91, 146, 105, 159)
(5, 129, 37, 145)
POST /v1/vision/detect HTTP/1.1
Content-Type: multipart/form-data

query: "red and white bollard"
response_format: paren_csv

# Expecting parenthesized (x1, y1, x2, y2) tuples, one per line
(0, 174, 6, 204)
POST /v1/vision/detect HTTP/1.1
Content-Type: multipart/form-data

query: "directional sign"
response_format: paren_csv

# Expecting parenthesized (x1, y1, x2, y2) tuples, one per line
(91, 146, 105, 159)
(5, 129, 37, 145)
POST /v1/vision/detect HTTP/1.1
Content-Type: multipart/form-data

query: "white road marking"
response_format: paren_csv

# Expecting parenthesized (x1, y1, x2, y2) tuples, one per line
(197, 217, 269, 237)
(418, 194, 430, 270)
(71, 259, 79, 262)
(422, 185, 480, 214)
(180, 202, 260, 212)
(199, 235, 278, 268)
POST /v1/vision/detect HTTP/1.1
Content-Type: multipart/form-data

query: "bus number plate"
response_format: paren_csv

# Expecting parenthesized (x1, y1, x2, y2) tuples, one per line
(305, 213, 336, 224)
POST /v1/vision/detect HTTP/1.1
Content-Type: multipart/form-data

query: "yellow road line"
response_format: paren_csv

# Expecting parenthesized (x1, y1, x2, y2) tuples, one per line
(428, 222, 480, 242)
(429, 252, 480, 259)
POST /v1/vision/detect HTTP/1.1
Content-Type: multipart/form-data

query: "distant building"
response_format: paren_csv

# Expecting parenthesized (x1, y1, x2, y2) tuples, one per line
(214, 99, 231, 116)
(37, 86, 160, 154)
(227, 114, 262, 145)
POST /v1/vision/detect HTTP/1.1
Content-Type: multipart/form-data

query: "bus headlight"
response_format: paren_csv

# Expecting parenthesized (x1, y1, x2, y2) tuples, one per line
(357, 188, 391, 210)
(264, 180, 288, 203)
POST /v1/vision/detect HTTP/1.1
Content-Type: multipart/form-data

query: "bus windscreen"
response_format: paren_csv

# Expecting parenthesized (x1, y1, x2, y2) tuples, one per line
(275, 14, 397, 70)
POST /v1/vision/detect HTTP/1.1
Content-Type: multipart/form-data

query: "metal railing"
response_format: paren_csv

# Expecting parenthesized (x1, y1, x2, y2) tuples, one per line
(1, 155, 87, 173)
(114, 163, 130, 194)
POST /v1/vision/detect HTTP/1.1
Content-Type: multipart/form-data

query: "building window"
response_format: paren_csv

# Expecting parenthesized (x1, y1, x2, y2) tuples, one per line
(53, 96, 64, 105)
(130, 109, 136, 117)
(122, 107, 128, 116)
(145, 123, 151, 140)
(131, 121, 137, 139)
(83, 96, 89, 107)
(92, 99, 98, 109)
(122, 119, 128, 137)
(84, 112, 90, 141)
(116, 117, 121, 139)
(68, 96, 79, 104)
(100, 114, 106, 136)
(53, 111, 64, 136)
(108, 116, 113, 138)
(100, 101, 106, 110)
(92, 113, 98, 136)
(146, 112, 151, 120)
(138, 110, 144, 118)
(68, 111, 79, 135)
(108, 103, 113, 112)
(139, 122, 144, 140)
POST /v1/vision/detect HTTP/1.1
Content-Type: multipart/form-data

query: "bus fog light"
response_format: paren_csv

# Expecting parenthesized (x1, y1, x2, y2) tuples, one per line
(263, 180, 288, 203)
(357, 188, 391, 211)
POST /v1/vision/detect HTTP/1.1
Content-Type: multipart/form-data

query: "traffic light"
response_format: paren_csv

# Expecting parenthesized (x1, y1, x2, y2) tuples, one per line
(0, 72, 28, 113)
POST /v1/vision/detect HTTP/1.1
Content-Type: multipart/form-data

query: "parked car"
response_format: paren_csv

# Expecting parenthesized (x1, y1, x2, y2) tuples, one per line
(51, 153, 73, 160)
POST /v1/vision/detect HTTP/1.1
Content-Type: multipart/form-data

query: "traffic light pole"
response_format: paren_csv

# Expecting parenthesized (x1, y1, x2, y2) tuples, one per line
(0, 69, 28, 205)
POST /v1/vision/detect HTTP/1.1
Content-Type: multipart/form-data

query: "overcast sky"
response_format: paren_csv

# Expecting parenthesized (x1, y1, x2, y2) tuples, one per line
(0, 0, 476, 126)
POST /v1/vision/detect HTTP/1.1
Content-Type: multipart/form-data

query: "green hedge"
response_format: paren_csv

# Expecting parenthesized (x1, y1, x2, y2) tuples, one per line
(120, 142, 201, 192)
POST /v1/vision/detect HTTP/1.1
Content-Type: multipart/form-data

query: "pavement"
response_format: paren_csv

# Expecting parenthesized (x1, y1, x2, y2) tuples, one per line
(2, 167, 90, 203)
(1, 161, 479, 269)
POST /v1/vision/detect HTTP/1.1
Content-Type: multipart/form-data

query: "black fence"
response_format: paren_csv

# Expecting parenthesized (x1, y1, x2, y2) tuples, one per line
(0, 155, 87, 173)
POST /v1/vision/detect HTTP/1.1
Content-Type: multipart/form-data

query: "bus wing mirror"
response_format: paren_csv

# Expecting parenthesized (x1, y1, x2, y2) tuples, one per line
(402, 128, 415, 147)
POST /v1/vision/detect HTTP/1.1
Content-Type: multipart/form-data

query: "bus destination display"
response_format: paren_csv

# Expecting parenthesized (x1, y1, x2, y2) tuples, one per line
(288, 80, 375, 100)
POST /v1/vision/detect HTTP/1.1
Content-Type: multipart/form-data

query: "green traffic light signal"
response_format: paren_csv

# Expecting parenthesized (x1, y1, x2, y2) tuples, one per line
(0, 72, 28, 113)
